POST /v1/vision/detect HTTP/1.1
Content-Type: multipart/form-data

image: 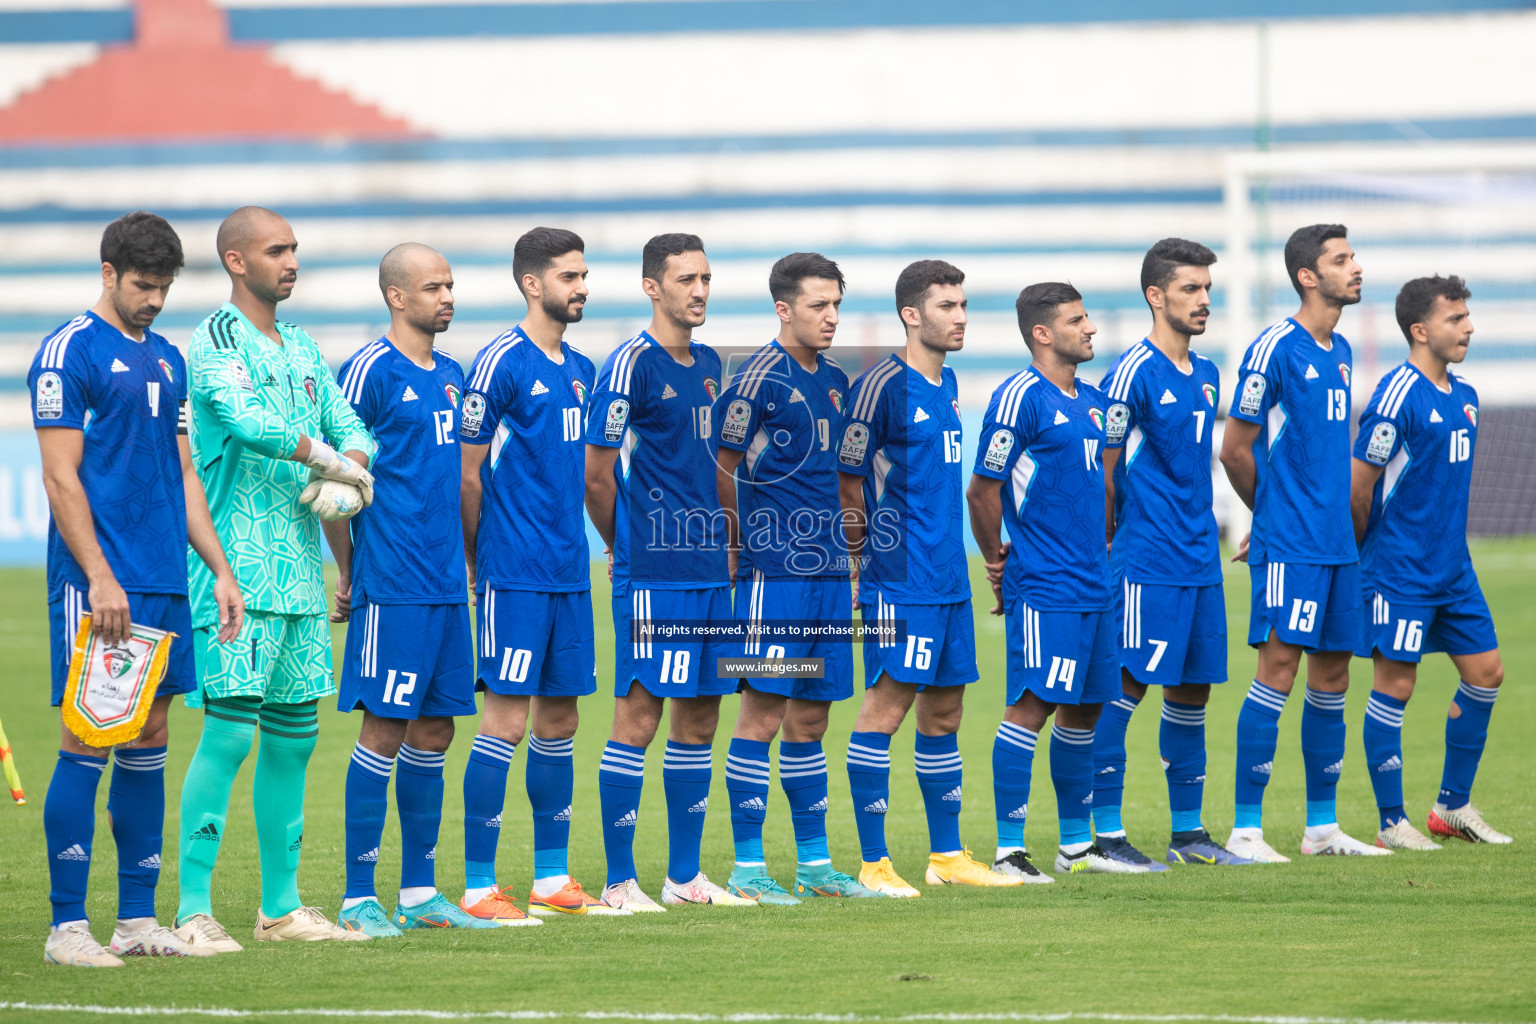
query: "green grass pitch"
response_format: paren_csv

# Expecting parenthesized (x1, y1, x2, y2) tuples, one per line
(0, 544, 1533, 1023)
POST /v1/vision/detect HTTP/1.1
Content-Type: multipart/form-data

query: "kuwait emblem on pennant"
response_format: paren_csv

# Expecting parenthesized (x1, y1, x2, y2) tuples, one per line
(1202, 382, 1217, 407)
(61, 617, 176, 748)
(703, 377, 720, 401)
(1464, 403, 1478, 426)
(572, 379, 588, 405)
(158, 358, 174, 383)
(444, 382, 461, 408)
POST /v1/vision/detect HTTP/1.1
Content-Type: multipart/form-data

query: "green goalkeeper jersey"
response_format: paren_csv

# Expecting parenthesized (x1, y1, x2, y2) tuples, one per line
(185, 302, 377, 629)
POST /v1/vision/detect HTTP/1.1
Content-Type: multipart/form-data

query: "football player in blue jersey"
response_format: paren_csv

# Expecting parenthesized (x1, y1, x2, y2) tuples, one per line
(587, 233, 755, 910)
(458, 227, 617, 922)
(1093, 239, 1252, 868)
(840, 260, 1020, 895)
(970, 282, 1132, 877)
(328, 244, 496, 934)
(1219, 223, 1389, 860)
(32, 212, 244, 966)
(715, 252, 882, 903)
(1351, 275, 1510, 849)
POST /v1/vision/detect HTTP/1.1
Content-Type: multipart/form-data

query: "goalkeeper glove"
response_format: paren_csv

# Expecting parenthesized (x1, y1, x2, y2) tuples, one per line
(300, 437, 374, 506)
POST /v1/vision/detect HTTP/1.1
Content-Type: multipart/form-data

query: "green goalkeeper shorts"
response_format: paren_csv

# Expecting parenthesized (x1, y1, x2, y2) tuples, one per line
(189, 610, 336, 706)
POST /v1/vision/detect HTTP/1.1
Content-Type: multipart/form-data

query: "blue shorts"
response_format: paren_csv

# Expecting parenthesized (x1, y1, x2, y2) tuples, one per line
(1117, 578, 1227, 686)
(1248, 560, 1360, 653)
(1006, 599, 1118, 706)
(1358, 583, 1498, 663)
(614, 586, 736, 699)
(477, 588, 597, 697)
(734, 573, 854, 701)
(339, 602, 477, 719)
(860, 591, 978, 690)
(48, 584, 195, 706)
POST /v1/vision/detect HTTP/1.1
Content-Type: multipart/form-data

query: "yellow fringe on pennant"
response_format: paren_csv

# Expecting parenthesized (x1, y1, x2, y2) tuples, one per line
(60, 614, 175, 749)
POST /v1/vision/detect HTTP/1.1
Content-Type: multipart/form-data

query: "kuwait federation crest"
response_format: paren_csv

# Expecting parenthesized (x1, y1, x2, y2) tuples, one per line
(158, 358, 174, 383)
(444, 382, 461, 408)
(102, 645, 134, 680)
(1464, 403, 1478, 426)
(303, 375, 318, 404)
(1338, 364, 1352, 387)
(1202, 382, 1217, 407)
(829, 388, 843, 413)
(703, 377, 720, 401)
(572, 379, 588, 405)
(1088, 407, 1106, 432)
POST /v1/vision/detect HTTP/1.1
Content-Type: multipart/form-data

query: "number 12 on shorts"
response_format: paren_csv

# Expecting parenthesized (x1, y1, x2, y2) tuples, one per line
(383, 669, 417, 706)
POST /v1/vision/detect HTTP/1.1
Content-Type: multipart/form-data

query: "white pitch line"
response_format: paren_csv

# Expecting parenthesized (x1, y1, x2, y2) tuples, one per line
(0, 1006, 1528, 1024)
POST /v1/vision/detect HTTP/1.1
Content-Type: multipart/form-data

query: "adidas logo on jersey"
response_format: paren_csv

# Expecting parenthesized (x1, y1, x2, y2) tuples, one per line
(138, 853, 161, 869)
(1252, 761, 1273, 776)
(110, 358, 130, 373)
(1305, 364, 1320, 380)
(530, 379, 549, 396)
(1053, 410, 1069, 425)
(553, 805, 572, 822)
(1007, 804, 1028, 820)
(1159, 389, 1177, 405)
(613, 809, 638, 828)
(941, 786, 962, 802)
(809, 797, 829, 812)
(189, 822, 221, 842)
(913, 407, 929, 423)
(55, 843, 89, 861)
(401, 385, 419, 402)
(486, 813, 502, 828)
(737, 796, 766, 811)
(661, 384, 678, 399)
(1325, 759, 1344, 776)
(1375, 756, 1403, 773)
(1429, 408, 1443, 423)
(863, 799, 888, 814)
(687, 798, 709, 814)
(789, 388, 804, 403)
(356, 847, 379, 863)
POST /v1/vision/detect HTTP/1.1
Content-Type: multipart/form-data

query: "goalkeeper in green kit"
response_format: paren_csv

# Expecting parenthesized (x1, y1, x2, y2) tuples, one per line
(172, 207, 380, 950)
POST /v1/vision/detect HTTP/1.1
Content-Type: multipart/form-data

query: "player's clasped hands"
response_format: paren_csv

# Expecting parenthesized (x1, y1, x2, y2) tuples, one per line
(300, 435, 376, 505)
(985, 542, 1009, 615)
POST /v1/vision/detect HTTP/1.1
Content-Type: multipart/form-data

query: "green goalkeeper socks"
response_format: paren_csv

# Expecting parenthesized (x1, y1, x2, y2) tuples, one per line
(176, 696, 259, 923)
(253, 702, 319, 919)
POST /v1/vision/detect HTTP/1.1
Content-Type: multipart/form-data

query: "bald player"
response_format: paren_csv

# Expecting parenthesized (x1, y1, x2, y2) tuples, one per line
(326, 245, 496, 933)
(174, 206, 379, 950)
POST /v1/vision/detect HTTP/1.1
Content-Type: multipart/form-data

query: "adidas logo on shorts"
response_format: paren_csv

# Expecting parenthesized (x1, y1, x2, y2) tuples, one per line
(138, 853, 161, 869)
(530, 379, 549, 396)
(863, 799, 887, 814)
(614, 809, 638, 828)
(553, 805, 572, 822)
(189, 822, 221, 842)
(687, 799, 709, 814)
(1007, 804, 1028, 820)
(56, 843, 89, 861)
(1375, 756, 1403, 773)
(357, 847, 379, 863)
(941, 786, 962, 802)
(1252, 761, 1273, 776)
(1325, 760, 1344, 776)
(486, 813, 502, 828)
(809, 797, 828, 812)
(737, 796, 766, 811)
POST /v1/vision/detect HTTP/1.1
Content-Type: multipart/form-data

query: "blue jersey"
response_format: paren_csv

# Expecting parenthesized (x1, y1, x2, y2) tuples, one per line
(836, 354, 967, 605)
(973, 369, 1111, 611)
(1229, 317, 1356, 566)
(336, 337, 467, 605)
(717, 339, 850, 579)
(461, 327, 595, 593)
(29, 312, 189, 601)
(1099, 339, 1222, 586)
(584, 331, 727, 596)
(1355, 362, 1479, 601)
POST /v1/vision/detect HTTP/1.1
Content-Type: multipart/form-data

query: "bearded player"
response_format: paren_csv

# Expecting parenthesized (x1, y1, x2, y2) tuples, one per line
(174, 206, 380, 950)
(33, 212, 244, 967)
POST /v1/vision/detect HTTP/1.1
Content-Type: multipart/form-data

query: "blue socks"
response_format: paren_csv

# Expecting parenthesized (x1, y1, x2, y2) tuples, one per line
(462, 734, 515, 891)
(1234, 680, 1287, 829)
(1050, 725, 1096, 848)
(1091, 694, 1138, 836)
(1301, 688, 1346, 827)
(1160, 700, 1207, 834)
(396, 745, 445, 891)
(598, 741, 645, 885)
(846, 731, 891, 862)
(44, 751, 107, 926)
(725, 738, 770, 867)
(345, 743, 394, 899)
(107, 745, 166, 920)
(1441, 681, 1498, 809)
(992, 721, 1037, 850)
(662, 740, 712, 882)
(779, 740, 830, 865)
(1363, 690, 1407, 828)
(526, 735, 574, 881)
(914, 732, 963, 854)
